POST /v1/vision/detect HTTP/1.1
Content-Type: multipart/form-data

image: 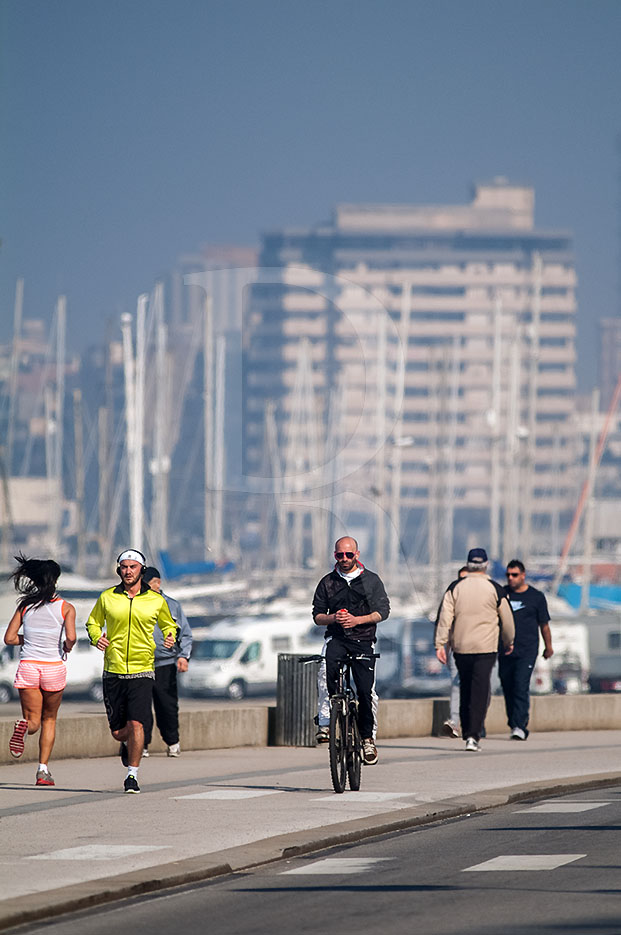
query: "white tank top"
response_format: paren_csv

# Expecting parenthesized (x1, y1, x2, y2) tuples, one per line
(20, 599, 66, 662)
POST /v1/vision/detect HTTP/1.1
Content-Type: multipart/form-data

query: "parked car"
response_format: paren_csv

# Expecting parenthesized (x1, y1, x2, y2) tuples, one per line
(376, 617, 452, 697)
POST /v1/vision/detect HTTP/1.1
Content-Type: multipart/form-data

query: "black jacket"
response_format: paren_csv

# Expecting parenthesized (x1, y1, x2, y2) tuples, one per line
(312, 566, 390, 642)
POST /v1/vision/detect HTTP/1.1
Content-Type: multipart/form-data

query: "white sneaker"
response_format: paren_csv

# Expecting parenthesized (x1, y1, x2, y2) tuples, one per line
(465, 737, 480, 752)
(510, 727, 527, 741)
(167, 743, 181, 757)
(142, 748, 149, 758)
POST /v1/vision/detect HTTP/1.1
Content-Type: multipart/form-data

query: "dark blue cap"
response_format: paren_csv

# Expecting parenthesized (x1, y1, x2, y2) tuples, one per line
(467, 548, 488, 564)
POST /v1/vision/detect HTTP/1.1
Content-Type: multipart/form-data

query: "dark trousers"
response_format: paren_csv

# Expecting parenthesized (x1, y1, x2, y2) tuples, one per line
(498, 653, 537, 732)
(144, 664, 179, 747)
(325, 637, 376, 740)
(454, 652, 497, 742)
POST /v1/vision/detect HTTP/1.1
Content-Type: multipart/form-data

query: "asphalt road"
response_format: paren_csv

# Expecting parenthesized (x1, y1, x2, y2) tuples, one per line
(10, 786, 621, 935)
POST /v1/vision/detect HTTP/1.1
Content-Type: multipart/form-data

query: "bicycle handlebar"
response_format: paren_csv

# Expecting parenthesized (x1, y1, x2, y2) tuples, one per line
(297, 652, 380, 664)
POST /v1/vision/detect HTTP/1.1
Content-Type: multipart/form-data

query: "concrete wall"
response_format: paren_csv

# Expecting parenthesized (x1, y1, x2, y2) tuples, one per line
(1, 694, 620, 765)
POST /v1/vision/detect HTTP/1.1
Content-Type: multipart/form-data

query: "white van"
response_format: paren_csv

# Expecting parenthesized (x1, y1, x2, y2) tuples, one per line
(180, 616, 322, 700)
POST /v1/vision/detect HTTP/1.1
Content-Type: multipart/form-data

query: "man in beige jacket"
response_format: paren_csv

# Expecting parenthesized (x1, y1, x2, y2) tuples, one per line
(435, 548, 514, 752)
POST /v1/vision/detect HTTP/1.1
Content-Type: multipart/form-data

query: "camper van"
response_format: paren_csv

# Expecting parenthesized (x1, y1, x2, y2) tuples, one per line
(179, 616, 323, 700)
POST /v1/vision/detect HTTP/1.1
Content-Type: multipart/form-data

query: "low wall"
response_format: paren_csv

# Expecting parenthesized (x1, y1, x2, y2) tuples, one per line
(0, 708, 271, 766)
(1, 694, 619, 765)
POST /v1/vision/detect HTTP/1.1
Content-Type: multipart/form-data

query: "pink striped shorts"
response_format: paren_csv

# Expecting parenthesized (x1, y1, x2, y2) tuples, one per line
(14, 661, 67, 692)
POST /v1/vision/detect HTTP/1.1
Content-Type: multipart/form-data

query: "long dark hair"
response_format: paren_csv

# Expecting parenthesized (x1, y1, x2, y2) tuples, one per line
(10, 553, 61, 612)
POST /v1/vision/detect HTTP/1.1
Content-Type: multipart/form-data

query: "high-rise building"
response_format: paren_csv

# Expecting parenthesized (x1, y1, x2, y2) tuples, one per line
(243, 180, 579, 575)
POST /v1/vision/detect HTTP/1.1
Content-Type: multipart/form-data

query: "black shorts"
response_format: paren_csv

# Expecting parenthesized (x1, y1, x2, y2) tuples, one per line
(103, 675, 154, 732)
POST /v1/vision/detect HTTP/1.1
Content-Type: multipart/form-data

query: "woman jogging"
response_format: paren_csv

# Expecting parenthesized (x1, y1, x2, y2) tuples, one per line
(4, 554, 76, 786)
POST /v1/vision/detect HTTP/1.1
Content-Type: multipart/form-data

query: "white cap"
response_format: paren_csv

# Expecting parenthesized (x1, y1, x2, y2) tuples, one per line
(117, 549, 146, 565)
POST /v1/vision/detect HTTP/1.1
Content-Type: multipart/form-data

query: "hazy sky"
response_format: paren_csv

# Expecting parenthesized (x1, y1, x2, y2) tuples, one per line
(2, 0, 620, 388)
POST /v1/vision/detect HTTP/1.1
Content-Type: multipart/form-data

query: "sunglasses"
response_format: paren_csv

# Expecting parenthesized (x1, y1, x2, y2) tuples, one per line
(335, 551, 356, 560)
(506, 572, 521, 577)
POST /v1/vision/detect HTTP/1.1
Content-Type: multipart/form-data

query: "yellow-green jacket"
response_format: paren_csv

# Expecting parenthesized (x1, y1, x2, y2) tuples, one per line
(86, 582, 178, 675)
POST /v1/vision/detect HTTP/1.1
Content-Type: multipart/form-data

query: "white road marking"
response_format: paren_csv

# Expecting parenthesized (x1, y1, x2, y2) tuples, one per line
(283, 857, 392, 875)
(518, 802, 611, 813)
(313, 792, 415, 803)
(27, 845, 170, 861)
(173, 788, 283, 800)
(463, 854, 587, 872)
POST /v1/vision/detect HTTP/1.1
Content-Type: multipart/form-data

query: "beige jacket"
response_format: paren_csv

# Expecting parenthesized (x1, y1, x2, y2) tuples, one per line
(435, 573, 515, 654)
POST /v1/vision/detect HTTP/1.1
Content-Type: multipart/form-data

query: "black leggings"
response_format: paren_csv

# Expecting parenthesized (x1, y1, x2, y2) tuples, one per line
(453, 652, 496, 742)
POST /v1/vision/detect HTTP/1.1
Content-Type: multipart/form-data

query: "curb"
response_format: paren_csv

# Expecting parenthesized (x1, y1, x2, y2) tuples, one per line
(1, 770, 619, 932)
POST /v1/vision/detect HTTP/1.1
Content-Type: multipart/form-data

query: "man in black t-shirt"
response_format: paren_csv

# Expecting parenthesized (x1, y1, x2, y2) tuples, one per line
(499, 559, 553, 740)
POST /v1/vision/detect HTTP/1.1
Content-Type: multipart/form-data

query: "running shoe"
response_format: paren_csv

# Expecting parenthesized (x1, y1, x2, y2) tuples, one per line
(36, 769, 55, 786)
(510, 727, 528, 741)
(142, 747, 150, 757)
(465, 737, 481, 752)
(123, 775, 140, 794)
(9, 719, 28, 759)
(362, 739, 378, 765)
(442, 719, 460, 739)
(119, 742, 129, 767)
(167, 743, 181, 757)
(315, 727, 330, 744)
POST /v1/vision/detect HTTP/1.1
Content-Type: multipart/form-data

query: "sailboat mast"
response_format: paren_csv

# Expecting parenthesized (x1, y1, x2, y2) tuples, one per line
(73, 388, 86, 574)
(212, 334, 226, 558)
(580, 388, 600, 611)
(522, 252, 542, 563)
(53, 296, 66, 554)
(203, 294, 214, 559)
(489, 294, 503, 561)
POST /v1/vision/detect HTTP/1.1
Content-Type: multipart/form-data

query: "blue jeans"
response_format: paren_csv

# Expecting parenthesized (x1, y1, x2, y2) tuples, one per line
(446, 648, 460, 725)
(498, 653, 537, 732)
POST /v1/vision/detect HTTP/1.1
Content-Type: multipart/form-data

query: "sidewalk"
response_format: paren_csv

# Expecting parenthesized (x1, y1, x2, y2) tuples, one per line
(0, 729, 619, 930)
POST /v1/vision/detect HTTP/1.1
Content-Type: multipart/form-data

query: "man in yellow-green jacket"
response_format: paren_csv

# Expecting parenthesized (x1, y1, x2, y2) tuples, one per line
(86, 549, 177, 794)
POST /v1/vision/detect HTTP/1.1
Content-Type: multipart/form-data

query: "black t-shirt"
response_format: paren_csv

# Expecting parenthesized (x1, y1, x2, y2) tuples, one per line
(503, 585, 550, 658)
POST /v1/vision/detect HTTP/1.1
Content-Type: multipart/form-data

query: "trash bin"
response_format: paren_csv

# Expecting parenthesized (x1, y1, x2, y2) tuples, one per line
(274, 653, 319, 746)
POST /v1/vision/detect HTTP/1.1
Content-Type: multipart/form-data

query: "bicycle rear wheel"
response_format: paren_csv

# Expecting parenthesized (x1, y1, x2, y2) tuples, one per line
(346, 703, 362, 791)
(329, 700, 347, 793)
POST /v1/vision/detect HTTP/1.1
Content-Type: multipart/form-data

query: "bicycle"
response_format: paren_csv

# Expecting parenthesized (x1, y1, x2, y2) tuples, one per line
(300, 650, 379, 794)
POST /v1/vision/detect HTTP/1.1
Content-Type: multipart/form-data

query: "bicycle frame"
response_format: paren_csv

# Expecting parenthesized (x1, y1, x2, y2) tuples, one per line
(299, 651, 379, 794)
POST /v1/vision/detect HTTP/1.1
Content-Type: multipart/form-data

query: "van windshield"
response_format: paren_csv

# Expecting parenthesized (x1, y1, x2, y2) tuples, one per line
(192, 639, 241, 660)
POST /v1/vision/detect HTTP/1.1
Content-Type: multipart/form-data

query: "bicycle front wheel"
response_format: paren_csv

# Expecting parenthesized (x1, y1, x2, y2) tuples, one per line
(346, 704, 362, 791)
(329, 700, 347, 793)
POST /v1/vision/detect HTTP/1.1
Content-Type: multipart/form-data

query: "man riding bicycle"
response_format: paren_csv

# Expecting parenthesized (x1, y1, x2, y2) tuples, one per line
(312, 536, 390, 765)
